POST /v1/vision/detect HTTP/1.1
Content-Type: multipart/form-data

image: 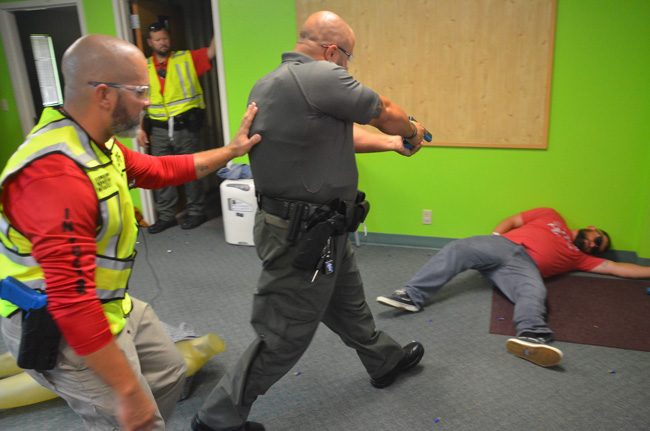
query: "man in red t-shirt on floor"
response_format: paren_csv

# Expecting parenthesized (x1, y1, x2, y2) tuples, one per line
(377, 208, 650, 367)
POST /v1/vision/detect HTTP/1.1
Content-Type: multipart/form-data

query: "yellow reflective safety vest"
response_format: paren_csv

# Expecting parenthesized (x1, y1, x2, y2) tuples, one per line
(0, 108, 138, 335)
(147, 50, 205, 121)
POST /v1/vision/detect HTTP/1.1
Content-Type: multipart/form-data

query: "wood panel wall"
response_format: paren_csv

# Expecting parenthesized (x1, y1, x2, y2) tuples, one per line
(296, 0, 556, 149)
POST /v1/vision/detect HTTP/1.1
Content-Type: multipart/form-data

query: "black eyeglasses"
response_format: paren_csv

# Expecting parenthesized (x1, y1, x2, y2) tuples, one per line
(148, 22, 167, 32)
(87, 81, 150, 99)
(320, 43, 353, 61)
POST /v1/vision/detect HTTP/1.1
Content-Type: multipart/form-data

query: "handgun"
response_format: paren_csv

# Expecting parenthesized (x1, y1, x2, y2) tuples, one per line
(0, 277, 47, 311)
(403, 116, 432, 150)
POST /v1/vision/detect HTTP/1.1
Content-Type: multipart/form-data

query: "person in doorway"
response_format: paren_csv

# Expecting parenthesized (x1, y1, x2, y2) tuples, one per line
(0, 34, 260, 430)
(377, 207, 650, 368)
(191, 11, 429, 431)
(138, 21, 216, 233)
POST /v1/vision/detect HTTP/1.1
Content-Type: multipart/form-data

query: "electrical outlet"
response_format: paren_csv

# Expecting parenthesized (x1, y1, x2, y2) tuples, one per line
(422, 209, 432, 225)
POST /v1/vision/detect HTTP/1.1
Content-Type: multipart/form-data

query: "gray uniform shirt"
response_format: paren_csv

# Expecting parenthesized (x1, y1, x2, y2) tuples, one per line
(248, 52, 379, 204)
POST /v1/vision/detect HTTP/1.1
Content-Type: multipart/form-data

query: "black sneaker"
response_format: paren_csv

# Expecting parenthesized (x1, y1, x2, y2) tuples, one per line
(191, 416, 266, 431)
(147, 218, 177, 234)
(376, 289, 421, 312)
(181, 214, 207, 230)
(370, 341, 424, 388)
(506, 333, 562, 367)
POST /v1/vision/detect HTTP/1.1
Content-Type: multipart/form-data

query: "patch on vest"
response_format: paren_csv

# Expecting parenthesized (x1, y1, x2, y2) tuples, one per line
(94, 172, 112, 192)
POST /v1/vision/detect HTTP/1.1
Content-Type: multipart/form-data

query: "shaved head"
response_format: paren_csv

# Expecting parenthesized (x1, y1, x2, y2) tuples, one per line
(299, 11, 354, 46)
(296, 11, 355, 61)
(61, 34, 149, 144)
(62, 34, 147, 101)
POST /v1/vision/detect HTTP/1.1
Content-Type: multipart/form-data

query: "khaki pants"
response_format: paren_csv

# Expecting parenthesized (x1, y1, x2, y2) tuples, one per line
(1, 297, 186, 430)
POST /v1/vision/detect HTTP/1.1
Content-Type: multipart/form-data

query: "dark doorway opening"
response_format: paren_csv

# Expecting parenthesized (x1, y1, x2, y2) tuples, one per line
(14, 6, 81, 123)
(131, 0, 225, 218)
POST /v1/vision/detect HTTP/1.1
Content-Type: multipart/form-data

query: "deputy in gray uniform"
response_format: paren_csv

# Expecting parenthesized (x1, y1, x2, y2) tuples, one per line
(192, 11, 430, 431)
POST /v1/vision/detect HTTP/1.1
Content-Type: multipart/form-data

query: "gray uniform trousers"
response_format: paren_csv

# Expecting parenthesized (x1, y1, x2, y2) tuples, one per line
(149, 125, 205, 220)
(405, 235, 551, 336)
(197, 211, 405, 429)
(1, 297, 186, 430)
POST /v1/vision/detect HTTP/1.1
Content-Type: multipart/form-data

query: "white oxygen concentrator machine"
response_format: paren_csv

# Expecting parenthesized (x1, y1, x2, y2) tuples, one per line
(219, 179, 257, 246)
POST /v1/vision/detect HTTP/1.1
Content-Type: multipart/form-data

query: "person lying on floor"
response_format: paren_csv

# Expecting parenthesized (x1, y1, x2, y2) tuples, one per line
(377, 207, 650, 368)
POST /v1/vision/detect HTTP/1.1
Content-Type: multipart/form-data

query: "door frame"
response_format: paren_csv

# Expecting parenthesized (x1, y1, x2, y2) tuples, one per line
(113, 0, 230, 143)
(0, 0, 86, 136)
(113, 0, 229, 224)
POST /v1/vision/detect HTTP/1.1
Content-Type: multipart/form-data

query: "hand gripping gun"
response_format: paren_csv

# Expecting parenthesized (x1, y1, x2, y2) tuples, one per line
(403, 116, 432, 150)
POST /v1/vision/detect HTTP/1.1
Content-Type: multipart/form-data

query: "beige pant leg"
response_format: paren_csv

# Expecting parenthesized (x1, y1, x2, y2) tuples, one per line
(1, 298, 185, 430)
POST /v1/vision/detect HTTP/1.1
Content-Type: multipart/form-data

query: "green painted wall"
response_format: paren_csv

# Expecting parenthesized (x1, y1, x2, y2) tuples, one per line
(2, 0, 649, 257)
(80, 0, 117, 36)
(0, 38, 23, 165)
(217, 0, 296, 166)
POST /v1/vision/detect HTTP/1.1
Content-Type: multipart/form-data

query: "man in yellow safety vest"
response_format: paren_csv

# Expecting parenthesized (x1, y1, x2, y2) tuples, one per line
(0, 34, 260, 430)
(138, 21, 217, 233)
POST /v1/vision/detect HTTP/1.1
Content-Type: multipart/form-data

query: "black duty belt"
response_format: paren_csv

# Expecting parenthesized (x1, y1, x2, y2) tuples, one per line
(149, 108, 197, 129)
(257, 195, 324, 220)
(150, 116, 189, 130)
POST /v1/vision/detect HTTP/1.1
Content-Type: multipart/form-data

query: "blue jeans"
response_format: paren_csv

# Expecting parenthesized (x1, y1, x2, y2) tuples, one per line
(405, 235, 551, 336)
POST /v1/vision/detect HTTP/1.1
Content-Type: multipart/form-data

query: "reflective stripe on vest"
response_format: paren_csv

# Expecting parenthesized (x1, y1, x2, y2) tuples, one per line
(147, 50, 205, 120)
(0, 108, 138, 334)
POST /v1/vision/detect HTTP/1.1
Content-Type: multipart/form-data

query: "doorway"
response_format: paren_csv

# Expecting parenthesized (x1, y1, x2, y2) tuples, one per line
(132, 0, 224, 151)
(14, 6, 81, 123)
(0, 0, 85, 134)
(127, 0, 226, 223)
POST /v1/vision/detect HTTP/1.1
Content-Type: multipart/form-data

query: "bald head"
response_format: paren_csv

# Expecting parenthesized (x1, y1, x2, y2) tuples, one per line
(297, 11, 355, 59)
(62, 34, 147, 101)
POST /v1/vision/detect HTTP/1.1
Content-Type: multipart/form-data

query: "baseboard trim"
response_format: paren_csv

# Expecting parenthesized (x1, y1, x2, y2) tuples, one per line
(352, 232, 650, 266)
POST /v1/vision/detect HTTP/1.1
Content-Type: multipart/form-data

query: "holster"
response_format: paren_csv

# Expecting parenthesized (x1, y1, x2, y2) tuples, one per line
(0, 277, 61, 371)
(292, 212, 346, 271)
(186, 108, 205, 132)
(18, 307, 61, 371)
(347, 191, 370, 232)
(142, 115, 152, 136)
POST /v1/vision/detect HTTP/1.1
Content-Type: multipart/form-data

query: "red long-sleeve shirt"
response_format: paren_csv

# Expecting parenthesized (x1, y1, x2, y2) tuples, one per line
(2, 142, 196, 355)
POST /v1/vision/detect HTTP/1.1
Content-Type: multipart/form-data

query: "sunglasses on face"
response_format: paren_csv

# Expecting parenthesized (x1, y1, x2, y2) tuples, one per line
(591, 235, 603, 254)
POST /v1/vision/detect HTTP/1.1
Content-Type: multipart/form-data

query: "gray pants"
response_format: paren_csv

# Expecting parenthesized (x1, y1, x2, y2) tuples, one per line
(149, 125, 205, 220)
(1, 297, 186, 430)
(405, 235, 551, 336)
(196, 211, 405, 429)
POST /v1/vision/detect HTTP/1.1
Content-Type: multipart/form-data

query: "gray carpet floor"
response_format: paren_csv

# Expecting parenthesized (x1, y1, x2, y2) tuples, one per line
(1, 216, 649, 430)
